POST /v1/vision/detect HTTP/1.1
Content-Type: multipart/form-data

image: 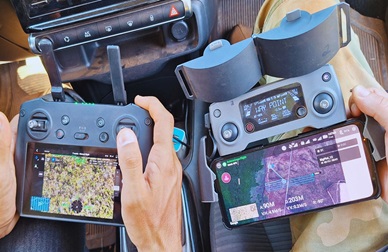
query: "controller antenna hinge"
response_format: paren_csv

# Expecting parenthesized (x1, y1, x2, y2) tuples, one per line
(38, 38, 65, 102)
(107, 45, 127, 106)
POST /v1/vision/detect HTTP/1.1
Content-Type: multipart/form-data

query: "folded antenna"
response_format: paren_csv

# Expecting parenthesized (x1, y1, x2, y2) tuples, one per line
(38, 38, 65, 102)
(107, 45, 127, 106)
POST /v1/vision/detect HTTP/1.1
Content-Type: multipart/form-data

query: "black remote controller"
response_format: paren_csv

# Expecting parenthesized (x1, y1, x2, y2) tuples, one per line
(15, 97, 153, 225)
(14, 43, 154, 225)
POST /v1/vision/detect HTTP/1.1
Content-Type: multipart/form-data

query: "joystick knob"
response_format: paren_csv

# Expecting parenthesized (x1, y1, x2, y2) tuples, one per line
(313, 93, 334, 114)
(116, 118, 138, 136)
(28, 119, 48, 132)
(28, 120, 39, 129)
(221, 123, 238, 142)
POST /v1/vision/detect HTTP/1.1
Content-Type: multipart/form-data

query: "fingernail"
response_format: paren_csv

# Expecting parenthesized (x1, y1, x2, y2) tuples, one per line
(118, 129, 137, 146)
(353, 85, 370, 97)
(350, 103, 358, 114)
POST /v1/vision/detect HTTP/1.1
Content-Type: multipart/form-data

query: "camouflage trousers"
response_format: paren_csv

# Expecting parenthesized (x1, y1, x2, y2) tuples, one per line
(254, 0, 388, 250)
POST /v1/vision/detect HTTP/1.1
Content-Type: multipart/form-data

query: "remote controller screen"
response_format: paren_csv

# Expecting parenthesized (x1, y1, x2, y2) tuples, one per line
(239, 83, 306, 132)
(25, 143, 121, 221)
(212, 122, 376, 227)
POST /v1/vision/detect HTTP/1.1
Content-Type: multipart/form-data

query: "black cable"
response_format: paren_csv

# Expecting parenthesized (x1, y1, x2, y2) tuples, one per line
(64, 88, 85, 103)
(173, 135, 190, 149)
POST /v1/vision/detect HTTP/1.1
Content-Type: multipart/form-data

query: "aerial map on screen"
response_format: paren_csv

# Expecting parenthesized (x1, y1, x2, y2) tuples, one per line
(31, 153, 117, 219)
(215, 124, 369, 226)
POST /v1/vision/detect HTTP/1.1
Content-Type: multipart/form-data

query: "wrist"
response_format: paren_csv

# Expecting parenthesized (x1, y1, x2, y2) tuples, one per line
(136, 230, 182, 252)
(137, 241, 181, 252)
(0, 212, 19, 239)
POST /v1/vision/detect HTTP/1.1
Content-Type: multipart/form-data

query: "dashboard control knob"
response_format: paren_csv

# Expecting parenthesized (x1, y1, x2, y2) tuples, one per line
(171, 21, 189, 41)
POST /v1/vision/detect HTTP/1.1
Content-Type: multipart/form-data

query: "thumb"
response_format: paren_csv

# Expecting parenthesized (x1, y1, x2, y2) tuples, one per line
(10, 115, 19, 151)
(351, 85, 388, 131)
(117, 128, 145, 193)
(0, 112, 13, 169)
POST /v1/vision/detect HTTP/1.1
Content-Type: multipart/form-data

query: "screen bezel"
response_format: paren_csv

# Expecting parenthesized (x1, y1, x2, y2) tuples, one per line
(211, 119, 380, 228)
(22, 142, 123, 225)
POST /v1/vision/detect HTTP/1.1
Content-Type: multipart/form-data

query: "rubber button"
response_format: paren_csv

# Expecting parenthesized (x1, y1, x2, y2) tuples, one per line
(245, 122, 255, 133)
(97, 17, 121, 36)
(56, 129, 65, 139)
(296, 106, 307, 117)
(99, 132, 109, 143)
(322, 72, 332, 82)
(97, 117, 105, 128)
(74, 132, 88, 140)
(213, 109, 221, 118)
(77, 24, 99, 42)
(61, 115, 70, 125)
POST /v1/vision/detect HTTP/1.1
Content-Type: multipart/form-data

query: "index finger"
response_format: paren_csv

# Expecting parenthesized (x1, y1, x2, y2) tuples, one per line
(134, 96, 174, 148)
(352, 86, 388, 130)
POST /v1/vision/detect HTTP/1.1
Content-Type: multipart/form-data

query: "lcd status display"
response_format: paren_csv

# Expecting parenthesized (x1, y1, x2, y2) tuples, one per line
(239, 83, 306, 133)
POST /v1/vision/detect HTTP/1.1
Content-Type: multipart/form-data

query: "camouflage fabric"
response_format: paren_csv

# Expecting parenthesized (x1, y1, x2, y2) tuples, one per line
(254, 0, 388, 250)
(290, 199, 388, 251)
(254, 0, 381, 115)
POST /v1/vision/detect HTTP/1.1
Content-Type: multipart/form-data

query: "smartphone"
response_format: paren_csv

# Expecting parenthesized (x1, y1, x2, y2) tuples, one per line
(211, 119, 380, 228)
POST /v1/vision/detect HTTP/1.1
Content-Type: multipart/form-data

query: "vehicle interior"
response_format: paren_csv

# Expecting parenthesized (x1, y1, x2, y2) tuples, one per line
(0, 0, 387, 251)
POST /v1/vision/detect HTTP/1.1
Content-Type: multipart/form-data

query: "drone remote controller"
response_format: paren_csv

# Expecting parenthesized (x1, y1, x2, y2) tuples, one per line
(208, 64, 346, 156)
(14, 44, 153, 225)
(14, 98, 153, 225)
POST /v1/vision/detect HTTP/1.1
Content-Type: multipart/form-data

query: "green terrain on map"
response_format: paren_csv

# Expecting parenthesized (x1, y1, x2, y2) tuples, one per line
(42, 154, 116, 219)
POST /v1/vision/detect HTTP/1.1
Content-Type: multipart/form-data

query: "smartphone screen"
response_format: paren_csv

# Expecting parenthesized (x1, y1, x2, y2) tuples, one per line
(211, 120, 379, 228)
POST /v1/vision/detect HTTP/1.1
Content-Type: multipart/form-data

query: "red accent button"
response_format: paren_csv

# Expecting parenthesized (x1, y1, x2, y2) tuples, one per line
(245, 122, 255, 133)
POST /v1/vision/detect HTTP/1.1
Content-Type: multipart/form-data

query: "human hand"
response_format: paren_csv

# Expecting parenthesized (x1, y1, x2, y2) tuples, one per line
(117, 96, 182, 251)
(0, 112, 19, 238)
(349, 85, 388, 203)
